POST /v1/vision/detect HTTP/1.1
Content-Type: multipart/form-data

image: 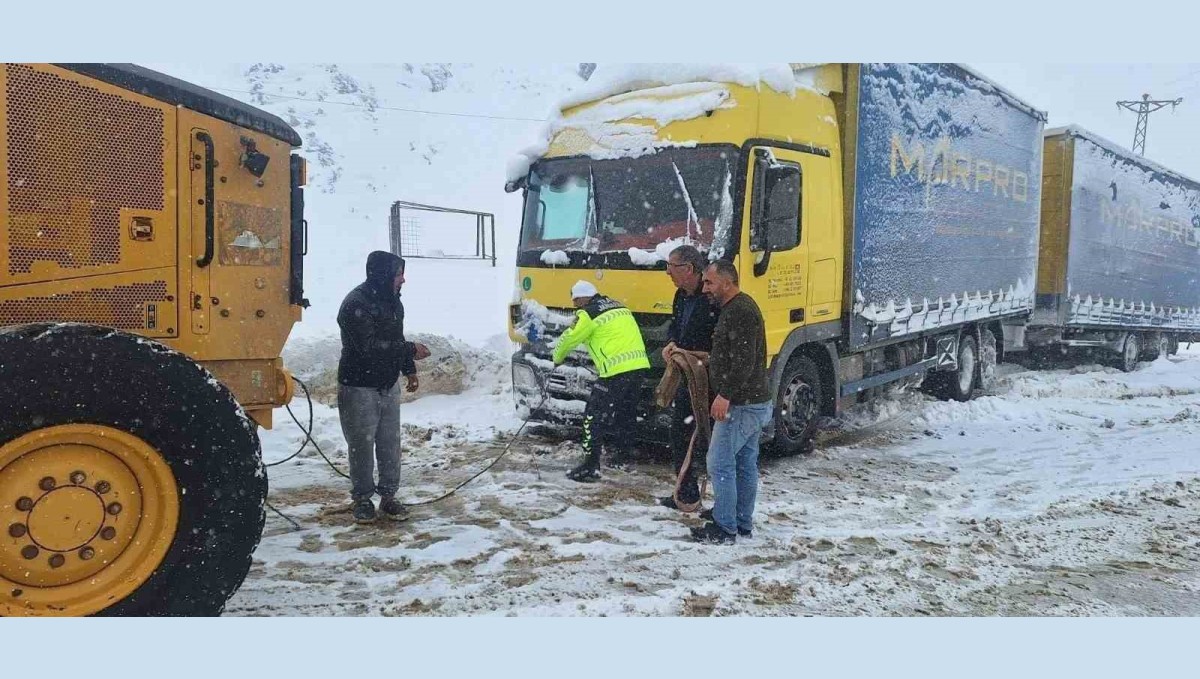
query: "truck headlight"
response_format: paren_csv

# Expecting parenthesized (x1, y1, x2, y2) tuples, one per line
(512, 363, 540, 394)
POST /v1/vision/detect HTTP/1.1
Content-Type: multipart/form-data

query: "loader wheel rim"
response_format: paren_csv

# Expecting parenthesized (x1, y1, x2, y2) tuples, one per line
(0, 425, 179, 616)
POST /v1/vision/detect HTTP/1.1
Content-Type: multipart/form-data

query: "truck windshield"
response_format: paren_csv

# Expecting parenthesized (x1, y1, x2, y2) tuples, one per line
(519, 147, 736, 263)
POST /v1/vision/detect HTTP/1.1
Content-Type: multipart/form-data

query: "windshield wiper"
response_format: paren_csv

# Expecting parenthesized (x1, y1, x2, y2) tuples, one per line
(671, 160, 701, 242)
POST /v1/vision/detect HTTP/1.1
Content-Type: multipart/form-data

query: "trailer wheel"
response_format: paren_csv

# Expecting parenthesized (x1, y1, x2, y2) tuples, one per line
(1119, 334, 1140, 372)
(977, 328, 998, 393)
(769, 355, 822, 456)
(1151, 334, 1170, 360)
(0, 324, 265, 616)
(928, 334, 977, 402)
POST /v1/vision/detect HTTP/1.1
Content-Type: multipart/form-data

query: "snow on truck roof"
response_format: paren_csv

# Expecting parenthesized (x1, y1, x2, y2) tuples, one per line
(556, 63, 807, 112)
(1046, 125, 1200, 189)
(505, 63, 1047, 184)
(505, 63, 822, 184)
(952, 64, 1047, 122)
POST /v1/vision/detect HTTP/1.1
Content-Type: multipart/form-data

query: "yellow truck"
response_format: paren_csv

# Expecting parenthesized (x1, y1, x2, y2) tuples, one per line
(0, 63, 306, 615)
(507, 64, 1047, 454)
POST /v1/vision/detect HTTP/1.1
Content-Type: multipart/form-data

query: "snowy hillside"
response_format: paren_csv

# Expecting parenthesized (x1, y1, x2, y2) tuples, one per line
(150, 62, 588, 347)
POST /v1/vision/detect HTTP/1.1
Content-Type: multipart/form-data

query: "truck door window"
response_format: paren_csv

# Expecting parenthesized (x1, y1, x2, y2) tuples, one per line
(750, 153, 802, 253)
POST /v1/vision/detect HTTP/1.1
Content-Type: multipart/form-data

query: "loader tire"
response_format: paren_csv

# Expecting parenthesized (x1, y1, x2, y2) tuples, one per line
(0, 324, 265, 616)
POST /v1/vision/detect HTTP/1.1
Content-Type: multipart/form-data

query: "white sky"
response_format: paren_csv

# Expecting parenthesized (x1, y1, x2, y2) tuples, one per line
(973, 63, 1200, 179)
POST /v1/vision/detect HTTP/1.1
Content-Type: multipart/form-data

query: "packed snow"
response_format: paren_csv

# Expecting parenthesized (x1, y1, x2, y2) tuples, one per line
(240, 342, 1200, 616)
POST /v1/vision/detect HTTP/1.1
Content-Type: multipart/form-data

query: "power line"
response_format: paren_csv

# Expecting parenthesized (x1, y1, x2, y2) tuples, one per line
(209, 86, 551, 123)
(1160, 67, 1200, 88)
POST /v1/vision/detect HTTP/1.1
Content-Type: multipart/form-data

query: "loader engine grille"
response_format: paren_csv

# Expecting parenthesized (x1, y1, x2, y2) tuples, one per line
(4, 63, 165, 276)
(0, 280, 168, 330)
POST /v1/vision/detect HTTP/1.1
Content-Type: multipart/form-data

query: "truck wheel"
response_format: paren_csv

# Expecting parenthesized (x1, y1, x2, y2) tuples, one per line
(0, 324, 265, 616)
(928, 335, 977, 402)
(770, 355, 822, 456)
(1118, 334, 1140, 372)
(1152, 334, 1169, 360)
(977, 328, 998, 392)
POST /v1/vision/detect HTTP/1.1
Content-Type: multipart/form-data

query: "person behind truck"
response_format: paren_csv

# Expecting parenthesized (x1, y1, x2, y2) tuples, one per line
(337, 251, 431, 524)
(658, 244, 721, 512)
(691, 260, 772, 544)
(552, 280, 651, 482)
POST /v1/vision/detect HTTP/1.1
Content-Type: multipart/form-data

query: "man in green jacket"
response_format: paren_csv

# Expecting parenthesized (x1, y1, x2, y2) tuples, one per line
(553, 280, 651, 482)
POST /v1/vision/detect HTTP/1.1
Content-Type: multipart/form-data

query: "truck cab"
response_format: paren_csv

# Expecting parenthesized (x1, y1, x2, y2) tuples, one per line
(506, 66, 847, 451)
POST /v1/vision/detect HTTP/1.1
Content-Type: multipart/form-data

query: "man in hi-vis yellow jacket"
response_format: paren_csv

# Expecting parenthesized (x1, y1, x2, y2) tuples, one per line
(553, 280, 651, 482)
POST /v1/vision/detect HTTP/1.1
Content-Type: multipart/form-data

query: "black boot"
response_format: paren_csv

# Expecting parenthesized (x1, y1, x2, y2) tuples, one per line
(605, 450, 634, 471)
(698, 508, 751, 536)
(567, 461, 601, 483)
(690, 521, 735, 545)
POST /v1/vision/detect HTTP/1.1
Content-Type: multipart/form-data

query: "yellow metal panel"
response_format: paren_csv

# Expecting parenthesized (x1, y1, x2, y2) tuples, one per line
(1037, 134, 1073, 296)
(0, 67, 8, 283)
(171, 108, 297, 363)
(0, 64, 178, 288)
(736, 146, 823, 359)
(515, 266, 676, 314)
(202, 358, 290, 409)
(0, 267, 179, 336)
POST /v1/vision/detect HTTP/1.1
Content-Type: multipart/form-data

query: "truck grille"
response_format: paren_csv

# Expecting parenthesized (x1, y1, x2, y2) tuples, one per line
(545, 373, 571, 392)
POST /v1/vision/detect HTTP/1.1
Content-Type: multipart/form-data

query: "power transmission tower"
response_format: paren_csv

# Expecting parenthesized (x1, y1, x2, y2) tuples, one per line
(1116, 93, 1182, 155)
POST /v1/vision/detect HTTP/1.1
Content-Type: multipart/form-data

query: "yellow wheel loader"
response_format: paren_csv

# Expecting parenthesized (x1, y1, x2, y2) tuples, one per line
(0, 63, 307, 615)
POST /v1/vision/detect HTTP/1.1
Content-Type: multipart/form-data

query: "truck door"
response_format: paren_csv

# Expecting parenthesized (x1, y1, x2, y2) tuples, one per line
(738, 145, 834, 357)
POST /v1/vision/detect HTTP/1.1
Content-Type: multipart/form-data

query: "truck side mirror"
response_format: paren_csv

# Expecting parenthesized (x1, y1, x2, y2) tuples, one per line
(750, 149, 802, 276)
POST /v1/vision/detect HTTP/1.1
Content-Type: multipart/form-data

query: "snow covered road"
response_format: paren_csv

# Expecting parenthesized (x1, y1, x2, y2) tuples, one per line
(231, 347, 1200, 616)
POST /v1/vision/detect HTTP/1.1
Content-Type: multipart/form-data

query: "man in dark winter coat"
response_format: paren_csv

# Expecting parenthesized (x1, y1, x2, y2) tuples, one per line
(337, 251, 429, 524)
(658, 244, 720, 511)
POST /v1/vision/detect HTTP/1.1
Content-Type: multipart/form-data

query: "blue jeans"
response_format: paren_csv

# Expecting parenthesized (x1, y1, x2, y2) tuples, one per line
(706, 401, 773, 535)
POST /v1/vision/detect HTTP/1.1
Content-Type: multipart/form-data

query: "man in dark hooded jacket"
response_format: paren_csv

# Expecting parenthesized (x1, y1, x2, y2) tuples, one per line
(337, 251, 429, 523)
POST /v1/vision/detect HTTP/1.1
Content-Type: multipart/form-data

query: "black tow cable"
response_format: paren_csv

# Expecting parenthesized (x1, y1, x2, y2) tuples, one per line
(264, 375, 548, 529)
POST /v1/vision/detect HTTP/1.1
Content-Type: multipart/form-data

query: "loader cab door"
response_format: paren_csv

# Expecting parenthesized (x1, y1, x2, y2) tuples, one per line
(738, 145, 836, 357)
(177, 109, 293, 360)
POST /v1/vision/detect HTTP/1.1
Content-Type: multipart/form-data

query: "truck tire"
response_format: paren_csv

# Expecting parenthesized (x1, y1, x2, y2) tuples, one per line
(927, 334, 977, 402)
(977, 328, 998, 392)
(1151, 334, 1169, 360)
(0, 324, 265, 616)
(1118, 333, 1140, 372)
(769, 355, 822, 456)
